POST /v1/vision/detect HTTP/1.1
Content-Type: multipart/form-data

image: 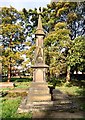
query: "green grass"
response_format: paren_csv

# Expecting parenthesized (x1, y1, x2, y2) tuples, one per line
(0, 80, 32, 119)
(2, 77, 32, 82)
(1, 97, 32, 119)
(56, 85, 85, 96)
(14, 82, 31, 89)
(0, 82, 31, 92)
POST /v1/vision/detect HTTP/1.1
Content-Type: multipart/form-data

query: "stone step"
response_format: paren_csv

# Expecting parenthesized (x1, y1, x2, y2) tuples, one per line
(28, 105, 77, 111)
(53, 100, 72, 104)
(53, 96, 69, 100)
(29, 87, 50, 93)
(30, 82, 48, 86)
(28, 94, 51, 101)
(18, 101, 78, 113)
(32, 100, 72, 106)
(29, 87, 49, 90)
(33, 101, 53, 105)
(53, 89, 69, 100)
(32, 102, 72, 107)
(29, 89, 49, 94)
(30, 83, 49, 90)
(36, 103, 76, 108)
(30, 85, 49, 88)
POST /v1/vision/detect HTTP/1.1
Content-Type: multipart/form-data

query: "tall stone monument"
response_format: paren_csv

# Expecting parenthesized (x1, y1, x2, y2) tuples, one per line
(18, 14, 78, 114)
(32, 14, 48, 82)
(18, 14, 51, 113)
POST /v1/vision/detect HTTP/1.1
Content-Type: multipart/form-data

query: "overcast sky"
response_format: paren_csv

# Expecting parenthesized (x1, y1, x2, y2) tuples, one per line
(0, 0, 51, 10)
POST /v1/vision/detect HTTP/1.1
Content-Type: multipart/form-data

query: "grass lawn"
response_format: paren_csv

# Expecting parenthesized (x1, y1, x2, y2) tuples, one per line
(56, 85, 85, 96)
(1, 78, 32, 119)
(0, 97, 32, 119)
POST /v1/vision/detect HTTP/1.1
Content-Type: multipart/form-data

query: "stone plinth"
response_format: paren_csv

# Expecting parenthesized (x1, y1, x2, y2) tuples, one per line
(18, 82, 51, 113)
(32, 64, 48, 82)
(27, 82, 51, 102)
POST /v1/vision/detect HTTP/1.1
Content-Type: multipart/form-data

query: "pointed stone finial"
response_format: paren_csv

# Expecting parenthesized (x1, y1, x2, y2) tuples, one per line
(35, 14, 45, 36)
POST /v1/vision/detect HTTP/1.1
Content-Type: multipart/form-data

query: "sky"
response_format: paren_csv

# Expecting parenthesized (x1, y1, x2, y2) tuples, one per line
(0, 0, 51, 10)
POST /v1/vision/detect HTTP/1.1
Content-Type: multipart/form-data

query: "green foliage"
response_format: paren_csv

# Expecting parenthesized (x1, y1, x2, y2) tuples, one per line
(1, 1, 85, 82)
(67, 36, 85, 71)
(44, 22, 71, 76)
(1, 7, 26, 81)
(50, 1, 84, 39)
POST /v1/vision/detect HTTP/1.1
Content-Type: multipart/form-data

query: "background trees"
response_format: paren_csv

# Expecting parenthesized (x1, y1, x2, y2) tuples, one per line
(44, 22, 72, 81)
(1, 1, 85, 82)
(1, 7, 25, 82)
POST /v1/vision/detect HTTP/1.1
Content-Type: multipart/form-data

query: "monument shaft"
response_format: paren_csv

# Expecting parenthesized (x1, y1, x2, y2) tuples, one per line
(32, 15, 48, 82)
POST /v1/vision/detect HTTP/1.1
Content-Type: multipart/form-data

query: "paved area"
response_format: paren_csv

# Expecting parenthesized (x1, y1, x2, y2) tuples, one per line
(33, 111, 85, 118)
(32, 89, 85, 119)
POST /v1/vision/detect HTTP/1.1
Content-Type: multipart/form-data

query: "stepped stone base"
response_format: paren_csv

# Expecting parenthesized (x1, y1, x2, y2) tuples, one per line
(18, 82, 51, 113)
(18, 85, 78, 113)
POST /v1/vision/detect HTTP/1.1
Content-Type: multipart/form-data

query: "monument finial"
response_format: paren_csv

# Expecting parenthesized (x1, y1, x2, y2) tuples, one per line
(35, 14, 45, 36)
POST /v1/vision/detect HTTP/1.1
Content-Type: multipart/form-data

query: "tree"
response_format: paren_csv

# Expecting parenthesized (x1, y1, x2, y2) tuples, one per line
(44, 22, 71, 80)
(43, 1, 85, 82)
(68, 36, 85, 73)
(1, 7, 25, 82)
(54, 1, 85, 39)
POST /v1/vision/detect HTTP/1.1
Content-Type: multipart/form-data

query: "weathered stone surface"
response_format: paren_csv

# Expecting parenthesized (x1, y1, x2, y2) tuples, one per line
(17, 82, 51, 113)
(29, 89, 49, 94)
(28, 82, 51, 101)
(28, 94, 51, 102)
(28, 82, 50, 94)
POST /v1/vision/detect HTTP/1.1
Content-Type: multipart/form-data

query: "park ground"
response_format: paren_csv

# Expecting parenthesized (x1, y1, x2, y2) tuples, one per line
(0, 76, 85, 119)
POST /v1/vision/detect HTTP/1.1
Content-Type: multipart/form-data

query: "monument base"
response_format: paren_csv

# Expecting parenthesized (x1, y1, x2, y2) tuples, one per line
(18, 86, 78, 114)
(18, 82, 51, 113)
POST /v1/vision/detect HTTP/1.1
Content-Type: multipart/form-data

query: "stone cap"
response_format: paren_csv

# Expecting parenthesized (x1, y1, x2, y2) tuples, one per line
(31, 64, 49, 68)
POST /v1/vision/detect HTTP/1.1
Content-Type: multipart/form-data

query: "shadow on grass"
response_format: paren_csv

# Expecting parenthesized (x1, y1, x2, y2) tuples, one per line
(2, 118, 32, 120)
(2, 77, 33, 82)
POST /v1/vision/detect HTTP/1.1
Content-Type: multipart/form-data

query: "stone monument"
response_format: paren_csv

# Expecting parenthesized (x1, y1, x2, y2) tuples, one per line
(32, 14, 49, 82)
(18, 14, 51, 113)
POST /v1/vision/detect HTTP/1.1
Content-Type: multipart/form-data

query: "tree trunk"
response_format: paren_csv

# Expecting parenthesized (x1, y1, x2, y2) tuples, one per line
(66, 66, 70, 82)
(7, 37, 12, 82)
(7, 64, 11, 82)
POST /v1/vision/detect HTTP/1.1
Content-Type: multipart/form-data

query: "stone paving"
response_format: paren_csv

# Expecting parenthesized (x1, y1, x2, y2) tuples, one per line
(33, 111, 85, 118)
(32, 89, 85, 119)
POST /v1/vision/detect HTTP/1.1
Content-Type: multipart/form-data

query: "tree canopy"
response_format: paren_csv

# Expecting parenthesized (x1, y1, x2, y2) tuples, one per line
(1, 1, 85, 82)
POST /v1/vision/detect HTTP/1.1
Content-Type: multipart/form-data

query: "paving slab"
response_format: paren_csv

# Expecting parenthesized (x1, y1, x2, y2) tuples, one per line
(33, 111, 85, 118)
